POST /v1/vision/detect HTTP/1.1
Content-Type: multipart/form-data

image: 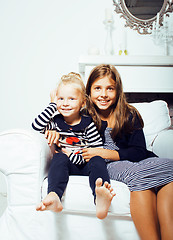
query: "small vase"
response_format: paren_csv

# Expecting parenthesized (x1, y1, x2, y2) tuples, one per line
(104, 22, 114, 55)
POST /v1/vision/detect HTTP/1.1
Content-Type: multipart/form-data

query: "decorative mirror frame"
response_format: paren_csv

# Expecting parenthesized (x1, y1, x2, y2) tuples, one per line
(113, 0, 173, 34)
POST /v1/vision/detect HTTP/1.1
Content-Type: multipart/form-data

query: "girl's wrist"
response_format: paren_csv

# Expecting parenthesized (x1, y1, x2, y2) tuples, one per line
(103, 149, 120, 161)
(50, 102, 57, 105)
(49, 102, 57, 112)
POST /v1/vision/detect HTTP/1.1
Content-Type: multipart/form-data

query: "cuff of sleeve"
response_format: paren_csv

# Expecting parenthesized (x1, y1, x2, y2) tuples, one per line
(49, 102, 57, 106)
(49, 102, 57, 111)
(117, 149, 126, 160)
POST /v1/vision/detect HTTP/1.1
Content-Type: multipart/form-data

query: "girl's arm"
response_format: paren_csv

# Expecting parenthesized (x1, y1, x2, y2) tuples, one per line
(31, 103, 57, 133)
(32, 88, 58, 133)
(81, 120, 119, 162)
(45, 130, 60, 146)
(116, 128, 148, 162)
(115, 114, 157, 162)
(82, 129, 152, 163)
(82, 148, 120, 162)
(86, 121, 103, 148)
(82, 115, 153, 163)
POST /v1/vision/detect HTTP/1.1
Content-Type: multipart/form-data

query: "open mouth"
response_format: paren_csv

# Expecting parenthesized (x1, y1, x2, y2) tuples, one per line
(61, 108, 72, 111)
(98, 100, 110, 105)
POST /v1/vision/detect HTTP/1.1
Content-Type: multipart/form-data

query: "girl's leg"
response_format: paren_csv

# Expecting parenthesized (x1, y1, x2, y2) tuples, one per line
(36, 152, 70, 212)
(48, 152, 70, 198)
(87, 156, 115, 219)
(87, 156, 110, 196)
(130, 189, 160, 240)
(157, 182, 173, 240)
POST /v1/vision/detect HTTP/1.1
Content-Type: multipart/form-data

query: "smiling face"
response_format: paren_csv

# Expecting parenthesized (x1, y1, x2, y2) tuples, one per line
(90, 76, 117, 114)
(56, 83, 85, 125)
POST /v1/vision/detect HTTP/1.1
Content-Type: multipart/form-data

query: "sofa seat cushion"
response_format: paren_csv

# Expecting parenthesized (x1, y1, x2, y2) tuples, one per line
(42, 176, 131, 217)
(131, 100, 171, 149)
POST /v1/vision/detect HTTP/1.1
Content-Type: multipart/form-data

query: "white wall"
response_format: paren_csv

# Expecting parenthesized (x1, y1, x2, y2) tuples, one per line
(0, 0, 173, 132)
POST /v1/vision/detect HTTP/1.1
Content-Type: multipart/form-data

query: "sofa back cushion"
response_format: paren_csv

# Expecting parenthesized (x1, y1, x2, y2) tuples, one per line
(131, 100, 171, 149)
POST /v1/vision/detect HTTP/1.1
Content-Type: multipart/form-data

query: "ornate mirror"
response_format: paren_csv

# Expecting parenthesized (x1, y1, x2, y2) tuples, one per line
(113, 0, 173, 34)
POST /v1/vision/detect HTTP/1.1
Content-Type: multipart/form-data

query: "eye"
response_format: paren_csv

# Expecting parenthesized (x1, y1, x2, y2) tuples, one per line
(94, 86, 101, 90)
(107, 86, 115, 91)
(58, 97, 63, 100)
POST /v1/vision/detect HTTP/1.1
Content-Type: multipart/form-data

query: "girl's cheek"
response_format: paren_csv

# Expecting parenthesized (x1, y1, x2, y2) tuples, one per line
(91, 91, 98, 98)
(57, 104, 61, 109)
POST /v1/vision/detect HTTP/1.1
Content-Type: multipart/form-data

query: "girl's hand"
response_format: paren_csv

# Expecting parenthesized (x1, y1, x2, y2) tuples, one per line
(45, 130, 60, 146)
(82, 148, 104, 162)
(61, 148, 72, 157)
(50, 88, 58, 103)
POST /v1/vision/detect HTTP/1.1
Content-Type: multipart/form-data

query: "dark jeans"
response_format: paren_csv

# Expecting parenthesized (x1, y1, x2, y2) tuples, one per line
(48, 152, 110, 200)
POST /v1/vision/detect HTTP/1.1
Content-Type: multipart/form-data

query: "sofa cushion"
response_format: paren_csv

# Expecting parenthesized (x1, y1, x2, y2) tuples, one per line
(131, 100, 171, 149)
(42, 176, 131, 217)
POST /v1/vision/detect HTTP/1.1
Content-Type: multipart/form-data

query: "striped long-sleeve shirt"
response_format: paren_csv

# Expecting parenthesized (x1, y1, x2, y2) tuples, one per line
(32, 103, 103, 165)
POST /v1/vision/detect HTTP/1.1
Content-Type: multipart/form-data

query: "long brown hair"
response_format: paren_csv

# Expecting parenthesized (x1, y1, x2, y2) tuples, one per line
(86, 64, 144, 139)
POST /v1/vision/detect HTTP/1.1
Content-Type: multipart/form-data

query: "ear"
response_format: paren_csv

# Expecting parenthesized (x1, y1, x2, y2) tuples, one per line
(81, 99, 86, 111)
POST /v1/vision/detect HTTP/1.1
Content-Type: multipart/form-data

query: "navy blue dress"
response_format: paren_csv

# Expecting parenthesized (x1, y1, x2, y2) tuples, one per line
(103, 115, 173, 191)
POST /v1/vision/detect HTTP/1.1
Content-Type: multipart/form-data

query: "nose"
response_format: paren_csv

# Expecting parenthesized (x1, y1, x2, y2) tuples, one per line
(63, 99, 69, 106)
(100, 89, 107, 97)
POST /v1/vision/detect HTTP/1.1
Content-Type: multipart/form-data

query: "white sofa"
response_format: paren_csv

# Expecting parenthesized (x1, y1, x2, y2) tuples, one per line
(0, 100, 173, 240)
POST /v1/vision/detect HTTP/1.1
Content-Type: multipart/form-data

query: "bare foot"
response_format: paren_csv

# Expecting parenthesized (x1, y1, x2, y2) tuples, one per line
(36, 192, 63, 212)
(95, 178, 115, 219)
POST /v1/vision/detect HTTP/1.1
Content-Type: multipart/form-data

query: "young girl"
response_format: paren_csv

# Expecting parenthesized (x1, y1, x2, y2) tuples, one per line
(82, 64, 173, 239)
(32, 72, 115, 219)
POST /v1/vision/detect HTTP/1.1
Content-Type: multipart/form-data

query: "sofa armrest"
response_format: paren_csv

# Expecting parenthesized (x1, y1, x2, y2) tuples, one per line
(0, 129, 58, 240)
(152, 129, 173, 159)
(0, 129, 52, 206)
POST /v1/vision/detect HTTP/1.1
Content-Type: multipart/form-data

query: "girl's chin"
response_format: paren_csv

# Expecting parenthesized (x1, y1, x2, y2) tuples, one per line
(94, 102, 112, 112)
(97, 103, 110, 109)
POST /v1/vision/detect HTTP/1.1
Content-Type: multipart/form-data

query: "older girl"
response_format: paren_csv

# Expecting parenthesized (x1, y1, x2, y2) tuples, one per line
(82, 64, 173, 240)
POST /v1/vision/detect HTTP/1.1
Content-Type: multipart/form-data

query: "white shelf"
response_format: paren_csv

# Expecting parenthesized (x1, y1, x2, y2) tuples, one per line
(79, 55, 173, 74)
(78, 55, 173, 93)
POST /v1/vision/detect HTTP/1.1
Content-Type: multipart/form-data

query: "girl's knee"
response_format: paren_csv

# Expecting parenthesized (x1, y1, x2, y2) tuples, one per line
(89, 156, 106, 166)
(52, 152, 69, 165)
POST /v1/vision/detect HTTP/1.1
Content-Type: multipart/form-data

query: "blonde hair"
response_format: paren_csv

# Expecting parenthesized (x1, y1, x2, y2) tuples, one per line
(57, 72, 86, 102)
